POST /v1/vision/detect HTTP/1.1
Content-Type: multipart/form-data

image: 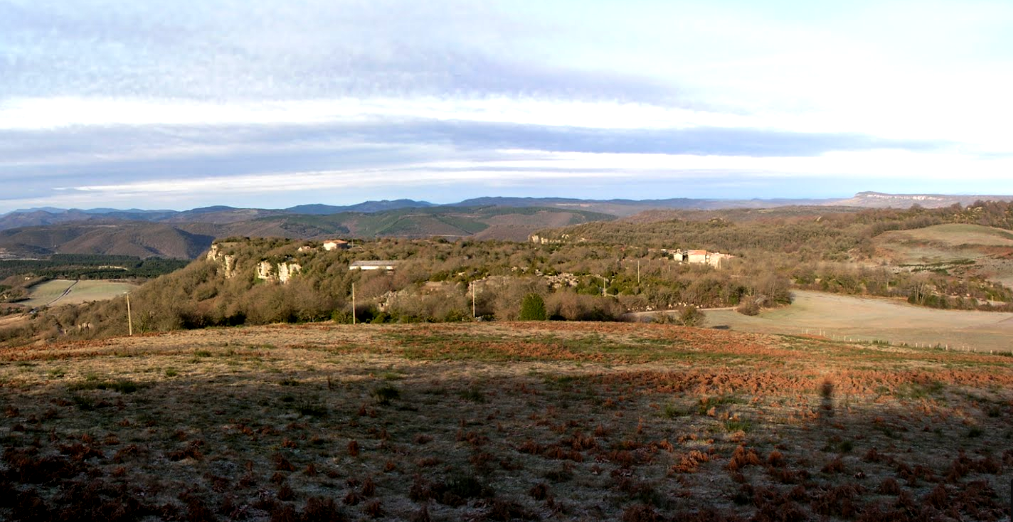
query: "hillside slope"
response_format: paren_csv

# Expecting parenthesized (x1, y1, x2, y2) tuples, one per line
(0, 223, 215, 259)
(0, 207, 615, 259)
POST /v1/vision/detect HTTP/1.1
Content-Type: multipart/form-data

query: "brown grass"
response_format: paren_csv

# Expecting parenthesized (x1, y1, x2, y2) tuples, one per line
(1, 322, 1011, 520)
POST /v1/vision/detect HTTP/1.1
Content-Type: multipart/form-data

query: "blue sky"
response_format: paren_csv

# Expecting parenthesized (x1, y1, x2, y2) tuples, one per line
(1, 0, 1011, 212)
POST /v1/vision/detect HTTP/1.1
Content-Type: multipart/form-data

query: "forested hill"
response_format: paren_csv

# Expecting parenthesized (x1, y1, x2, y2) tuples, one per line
(8, 200, 1013, 347)
(533, 201, 1013, 259)
(0, 223, 214, 259)
(0, 206, 614, 259)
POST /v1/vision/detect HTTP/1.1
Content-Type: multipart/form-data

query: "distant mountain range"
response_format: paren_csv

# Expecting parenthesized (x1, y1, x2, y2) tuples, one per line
(1, 192, 1009, 260)
(832, 191, 1013, 208)
(7, 192, 1009, 227)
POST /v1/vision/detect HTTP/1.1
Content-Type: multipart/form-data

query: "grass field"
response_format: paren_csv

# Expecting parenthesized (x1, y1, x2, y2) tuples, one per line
(706, 290, 1013, 353)
(2, 322, 1011, 521)
(875, 224, 1013, 286)
(880, 224, 1013, 249)
(20, 279, 136, 308)
(875, 224, 1013, 264)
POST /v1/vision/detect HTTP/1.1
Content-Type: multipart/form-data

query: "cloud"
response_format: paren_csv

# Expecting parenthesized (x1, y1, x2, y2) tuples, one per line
(0, 0, 673, 103)
(0, 118, 947, 169)
(1, 0, 1012, 212)
(0, 96, 743, 131)
(43, 149, 1013, 201)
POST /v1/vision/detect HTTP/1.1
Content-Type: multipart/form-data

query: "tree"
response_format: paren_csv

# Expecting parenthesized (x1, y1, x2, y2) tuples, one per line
(519, 293, 547, 321)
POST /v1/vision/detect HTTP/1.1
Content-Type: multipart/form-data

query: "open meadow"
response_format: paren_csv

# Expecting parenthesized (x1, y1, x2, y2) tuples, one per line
(2, 321, 1012, 521)
(706, 291, 1013, 354)
(19, 279, 137, 308)
(874, 224, 1013, 288)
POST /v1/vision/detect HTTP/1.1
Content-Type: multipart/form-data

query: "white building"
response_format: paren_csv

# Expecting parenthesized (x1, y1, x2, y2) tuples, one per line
(323, 239, 349, 251)
(349, 260, 399, 271)
(673, 249, 734, 268)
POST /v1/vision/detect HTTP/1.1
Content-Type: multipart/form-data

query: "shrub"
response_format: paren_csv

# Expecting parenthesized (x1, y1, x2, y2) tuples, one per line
(736, 299, 761, 316)
(679, 306, 705, 327)
(519, 293, 546, 321)
(373, 385, 400, 406)
(653, 312, 678, 324)
(545, 292, 624, 321)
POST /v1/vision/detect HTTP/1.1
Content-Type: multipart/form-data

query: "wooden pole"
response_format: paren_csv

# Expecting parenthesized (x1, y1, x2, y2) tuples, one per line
(472, 282, 477, 318)
(126, 295, 133, 336)
(351, 283, 356, 325)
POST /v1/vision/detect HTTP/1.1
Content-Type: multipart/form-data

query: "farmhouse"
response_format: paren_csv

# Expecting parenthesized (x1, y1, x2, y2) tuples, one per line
(672, 249, 734, 268)
(323, 239, 350, 251)
(528, 234, 570, 245)
(349, 260, 399, 271)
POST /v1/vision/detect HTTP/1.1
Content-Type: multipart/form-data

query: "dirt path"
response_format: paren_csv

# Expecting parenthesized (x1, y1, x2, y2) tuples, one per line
(46, 279, 79, 307)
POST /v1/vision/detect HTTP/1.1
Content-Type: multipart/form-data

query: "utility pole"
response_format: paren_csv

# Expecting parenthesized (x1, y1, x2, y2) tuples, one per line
(351, 283, 356, 325)
(126, 295, 133, 336)
(472, 281, 477, 318)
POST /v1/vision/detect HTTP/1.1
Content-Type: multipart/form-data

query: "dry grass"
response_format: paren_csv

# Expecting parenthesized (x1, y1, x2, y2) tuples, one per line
(1, 322, 1011, 521)
(707, 290, 1013, 353)
(874, 223, 1013, 290)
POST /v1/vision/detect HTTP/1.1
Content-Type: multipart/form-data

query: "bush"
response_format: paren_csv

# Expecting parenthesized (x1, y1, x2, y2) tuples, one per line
(519, 293, 546, 321)
(545, 292, 624, 321)
(679, 306, 705, 327)
(736, 299, 761, 316)
(653, 312, 678, 324)
(373, 385, 400, 406)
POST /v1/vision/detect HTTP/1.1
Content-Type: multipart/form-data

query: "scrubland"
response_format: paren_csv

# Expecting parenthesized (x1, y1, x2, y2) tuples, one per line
(2, 322, 1011, 521)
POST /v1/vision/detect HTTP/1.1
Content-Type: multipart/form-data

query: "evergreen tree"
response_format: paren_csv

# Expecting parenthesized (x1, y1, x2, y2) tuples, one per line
(519, 293, 546, 321)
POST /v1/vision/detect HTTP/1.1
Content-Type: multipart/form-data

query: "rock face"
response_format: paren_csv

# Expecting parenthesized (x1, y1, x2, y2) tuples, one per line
(256, 260, 301, 283)
(277, 262, 301, 283)
(256, 261, 273, 280)
(207, 242, 300, 283)
(206, 244, 237, 279)
(835, 191, 1013, 209)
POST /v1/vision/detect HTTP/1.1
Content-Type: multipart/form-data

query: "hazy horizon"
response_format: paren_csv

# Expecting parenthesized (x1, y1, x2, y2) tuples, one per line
(2, 1, 1011, 213)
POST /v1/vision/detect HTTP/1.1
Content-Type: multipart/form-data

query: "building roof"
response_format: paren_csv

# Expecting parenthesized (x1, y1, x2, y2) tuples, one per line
(349, 260, 400, 267)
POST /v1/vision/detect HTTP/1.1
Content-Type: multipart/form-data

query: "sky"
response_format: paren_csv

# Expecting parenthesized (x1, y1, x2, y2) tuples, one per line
(1, 0, 1012, 212)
